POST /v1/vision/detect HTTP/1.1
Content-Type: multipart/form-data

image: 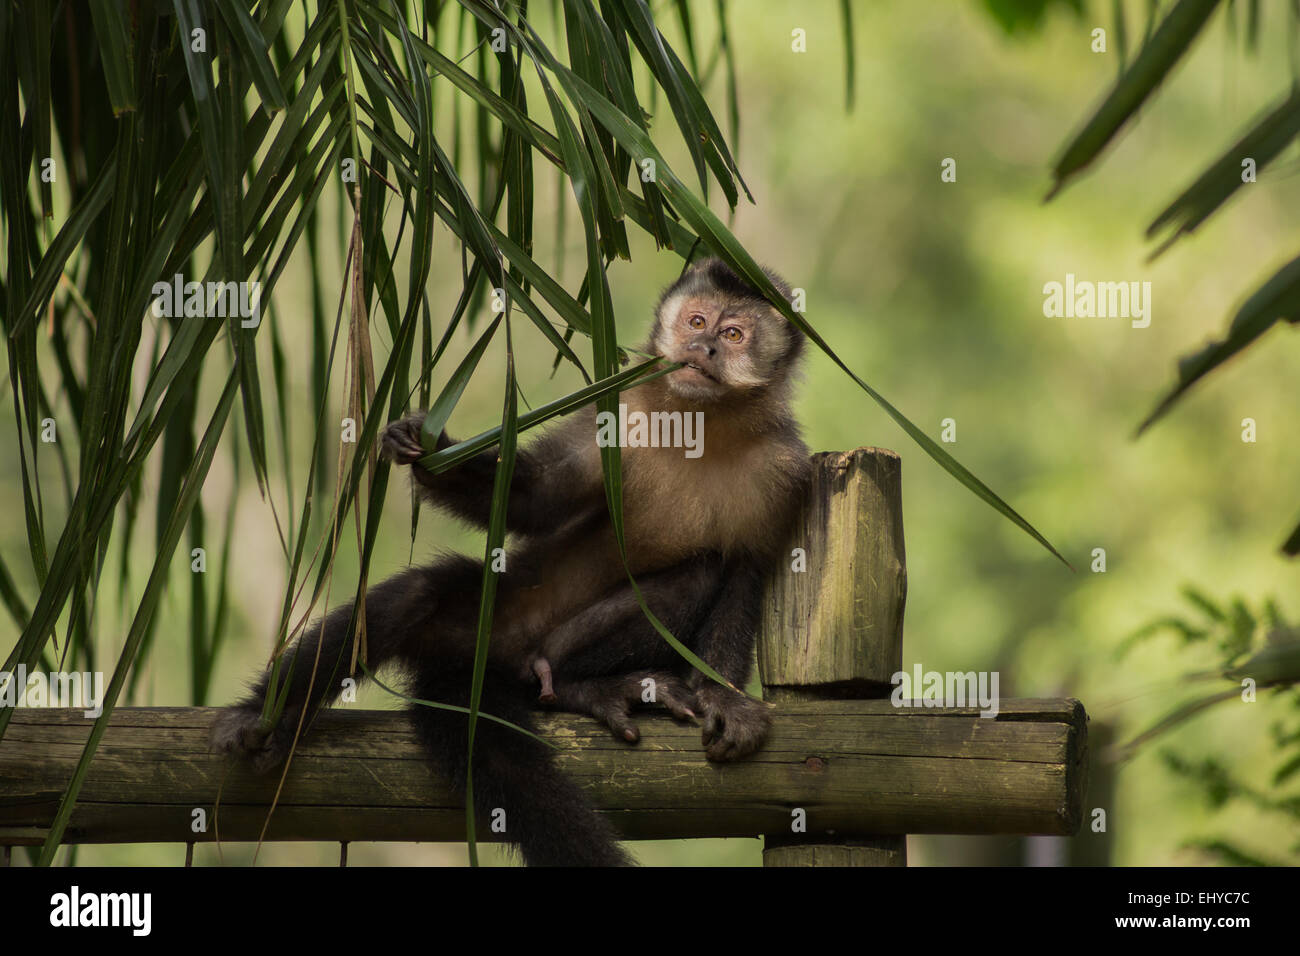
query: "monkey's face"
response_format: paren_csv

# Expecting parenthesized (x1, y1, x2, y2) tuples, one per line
(651, 293, 791, 402)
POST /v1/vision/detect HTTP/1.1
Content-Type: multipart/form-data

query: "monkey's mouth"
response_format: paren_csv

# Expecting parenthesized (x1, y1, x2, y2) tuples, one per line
(678, 362, 719, 383)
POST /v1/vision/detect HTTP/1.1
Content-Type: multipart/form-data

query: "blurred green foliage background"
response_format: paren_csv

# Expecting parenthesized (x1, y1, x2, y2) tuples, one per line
(4, 0, 1298, 866)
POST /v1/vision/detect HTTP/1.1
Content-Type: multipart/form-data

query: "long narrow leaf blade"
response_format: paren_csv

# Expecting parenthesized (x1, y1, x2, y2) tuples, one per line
(1137, 251, 1300, 434)
(1048, 0, 1222, 198)
(420, 314, 502, 447)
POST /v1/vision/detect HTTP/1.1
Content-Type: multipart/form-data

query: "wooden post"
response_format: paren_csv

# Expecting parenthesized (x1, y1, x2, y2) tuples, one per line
(759, 448, 908, 866)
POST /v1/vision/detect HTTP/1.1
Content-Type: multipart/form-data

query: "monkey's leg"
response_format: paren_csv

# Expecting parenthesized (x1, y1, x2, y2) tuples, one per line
(533, 552, 725, 684)
(687, 557, 773, 762)
(551, 555, 774, 760)
(532, 555, 726, 740)
(210, 555, 482, 772)
(547, 671, 698, 744)
(408, 663, 633, 866)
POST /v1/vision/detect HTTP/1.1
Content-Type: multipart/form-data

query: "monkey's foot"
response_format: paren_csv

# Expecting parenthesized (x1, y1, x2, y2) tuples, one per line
(534, 657, 556, 704)
(209, 705, 295, 775)
(695, 686, 770, 762)
(549, 672, 696, 745)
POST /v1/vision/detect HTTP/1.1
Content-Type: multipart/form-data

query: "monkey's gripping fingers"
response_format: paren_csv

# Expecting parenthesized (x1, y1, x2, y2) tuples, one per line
(696, 685, 770, 762)
(647, 675, 698, 723)
(380, 414, 431, 466)
(209, 705, 296, 775)
(548, 672, 697, 745)
(591, 695, 642, 744)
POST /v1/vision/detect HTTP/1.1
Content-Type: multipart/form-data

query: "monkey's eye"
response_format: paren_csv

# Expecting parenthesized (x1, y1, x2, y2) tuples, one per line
(720, 326, 743, 342)
(687, 313, 706, 330)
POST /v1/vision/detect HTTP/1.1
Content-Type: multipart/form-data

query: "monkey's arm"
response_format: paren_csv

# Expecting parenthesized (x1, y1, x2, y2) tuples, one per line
(686, 556, 772, 762)
(382, 413, 602, 535)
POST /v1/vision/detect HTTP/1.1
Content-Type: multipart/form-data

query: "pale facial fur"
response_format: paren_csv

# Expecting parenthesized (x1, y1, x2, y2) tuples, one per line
(651, 278, 798, 403)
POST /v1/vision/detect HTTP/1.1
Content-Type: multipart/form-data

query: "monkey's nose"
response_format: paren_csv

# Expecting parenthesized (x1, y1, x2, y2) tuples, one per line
(686, 338, 716, 359)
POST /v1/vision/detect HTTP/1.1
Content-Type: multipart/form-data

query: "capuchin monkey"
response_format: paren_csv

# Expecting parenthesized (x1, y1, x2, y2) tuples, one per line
(210, 258, 811, 866)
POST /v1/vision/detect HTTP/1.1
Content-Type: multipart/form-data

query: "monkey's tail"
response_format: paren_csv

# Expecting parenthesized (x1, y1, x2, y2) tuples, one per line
(212, 559, 484, 773)
(232, 557, 481, 717)
(408, 665, 634, 867)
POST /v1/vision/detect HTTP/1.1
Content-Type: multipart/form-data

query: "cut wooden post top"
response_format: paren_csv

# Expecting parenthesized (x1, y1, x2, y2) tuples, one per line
(760, 447, 906, 702)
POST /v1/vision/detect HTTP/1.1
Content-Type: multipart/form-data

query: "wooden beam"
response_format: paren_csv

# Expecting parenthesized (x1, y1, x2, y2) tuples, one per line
(0, 700, 1086, 845)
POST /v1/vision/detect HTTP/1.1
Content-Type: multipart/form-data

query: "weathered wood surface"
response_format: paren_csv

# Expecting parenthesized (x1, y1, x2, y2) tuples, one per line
(0, 699, 1086, 845)
(763, 836, 907, 867)
(760, 448, 906, 701)
(759, 448, 909, 865)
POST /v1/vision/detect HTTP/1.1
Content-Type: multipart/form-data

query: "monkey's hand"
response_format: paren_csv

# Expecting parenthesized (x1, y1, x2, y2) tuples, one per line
(695, 685, 770, 762)
(209, 705, 297, 775)
(380, 413, 444, 466)
(546, 672, 696, 744)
